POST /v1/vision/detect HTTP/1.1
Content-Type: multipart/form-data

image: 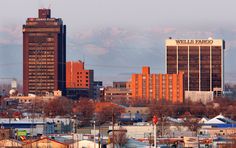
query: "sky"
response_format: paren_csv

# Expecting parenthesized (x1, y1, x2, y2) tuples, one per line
(0, 0, 236, 85)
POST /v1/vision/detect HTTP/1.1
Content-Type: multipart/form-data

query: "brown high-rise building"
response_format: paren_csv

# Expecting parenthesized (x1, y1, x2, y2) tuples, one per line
(23, 9, 66, 96)
(166, 38, 225, 102)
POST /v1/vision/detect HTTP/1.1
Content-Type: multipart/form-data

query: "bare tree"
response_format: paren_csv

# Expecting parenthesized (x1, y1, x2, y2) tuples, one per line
(95, 103, 124, 124)
(113, 127, 128, 148)
(72, 98, 95, 126)
(44, 97, 73, 116)
(182, 112, 200, 136)
(149, 100, 175, 119)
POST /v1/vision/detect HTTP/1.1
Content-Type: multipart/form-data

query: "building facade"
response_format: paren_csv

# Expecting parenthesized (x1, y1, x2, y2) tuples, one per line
(66, 61, 94, 99)
(23, 9, 66, 96)
(166, 38, 224, 92)
(104, 87, 132, 101)
(93, 81, 104, 99)
(104, 81, 132, 101)
(113, 81, 130, 88)
(131, 67, 184, 103)
(166, 38, 225, 101)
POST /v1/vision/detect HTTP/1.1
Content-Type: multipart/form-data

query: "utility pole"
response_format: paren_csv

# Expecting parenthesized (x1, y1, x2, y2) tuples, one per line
(161, 115, 164, 137)
(94, 121, 96, 148)
(98, 125, 101, 148)
(149, 133, 151, 148)
(112, 109, 115, 148)
(74, 115, 77, 133)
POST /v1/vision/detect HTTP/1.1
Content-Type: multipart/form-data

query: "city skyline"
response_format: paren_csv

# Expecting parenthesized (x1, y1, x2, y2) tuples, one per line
(1, 1, 236, 146)
(0, 0, 236, 85)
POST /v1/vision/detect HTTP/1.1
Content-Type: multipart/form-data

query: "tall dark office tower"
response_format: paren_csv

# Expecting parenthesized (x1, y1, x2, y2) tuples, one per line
(23, 9, 66, 96)
(165, 38, 225, 102)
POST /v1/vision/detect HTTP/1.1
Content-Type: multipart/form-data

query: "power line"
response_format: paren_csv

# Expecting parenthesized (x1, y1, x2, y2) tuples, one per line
(85, 64, 162, 69)
(0, 62, 162, 69)
(0, 62, 235, 75)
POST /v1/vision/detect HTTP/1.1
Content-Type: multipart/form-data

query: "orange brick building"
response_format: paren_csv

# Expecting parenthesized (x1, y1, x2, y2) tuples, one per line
(131, 66, 184, 103)
(66, 60, 93, 88)
(66, 61, 94, 98)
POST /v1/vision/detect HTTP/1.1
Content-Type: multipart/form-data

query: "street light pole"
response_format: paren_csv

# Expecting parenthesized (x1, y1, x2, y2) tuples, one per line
(154, 124, 157, 148)
(94, 121, 96, 148)
(152, 115, 158, 148)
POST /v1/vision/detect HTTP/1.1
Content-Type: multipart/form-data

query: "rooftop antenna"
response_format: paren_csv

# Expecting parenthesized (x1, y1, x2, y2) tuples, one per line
(48, 3, 51, 9)
(83, 55, 85, 63)
(38, 0, 44, 9)
(48, 0, 53, 9)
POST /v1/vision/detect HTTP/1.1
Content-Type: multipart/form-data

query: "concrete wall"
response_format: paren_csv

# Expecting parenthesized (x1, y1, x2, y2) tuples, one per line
(185, 91, 213, 104)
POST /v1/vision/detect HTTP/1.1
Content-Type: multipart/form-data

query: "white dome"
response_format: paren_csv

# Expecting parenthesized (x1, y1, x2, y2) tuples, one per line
(9, 89, 17, 96)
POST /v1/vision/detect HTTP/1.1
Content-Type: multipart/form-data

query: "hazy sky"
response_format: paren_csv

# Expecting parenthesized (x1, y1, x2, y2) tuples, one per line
(0, 0, 236, 85)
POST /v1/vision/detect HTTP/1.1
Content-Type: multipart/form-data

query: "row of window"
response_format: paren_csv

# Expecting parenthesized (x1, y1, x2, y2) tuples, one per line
(28, 62, 54, 64)
(77, 72, 89, 75)
(76, 84, 89, 87)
